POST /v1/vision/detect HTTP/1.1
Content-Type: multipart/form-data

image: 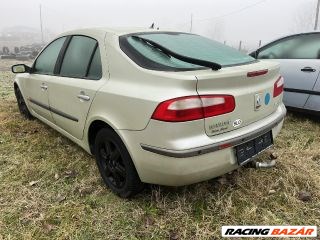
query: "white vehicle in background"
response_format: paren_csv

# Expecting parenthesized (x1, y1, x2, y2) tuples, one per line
(12, 28, 286, 198)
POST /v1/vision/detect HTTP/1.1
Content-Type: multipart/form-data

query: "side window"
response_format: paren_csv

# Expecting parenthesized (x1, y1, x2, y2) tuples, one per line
(60, 36, 97, 78)
(258, 34, 320, 59)
(34, 37, 66, 75)
(295, 34, 320, 59)
(87, 46, 102, 80)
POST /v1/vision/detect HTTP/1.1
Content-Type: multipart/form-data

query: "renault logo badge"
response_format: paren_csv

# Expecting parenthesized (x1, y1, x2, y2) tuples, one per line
(254, 93, 262, 111)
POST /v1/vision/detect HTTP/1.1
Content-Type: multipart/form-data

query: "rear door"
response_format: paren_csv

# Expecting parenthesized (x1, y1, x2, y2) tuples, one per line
(256, 33, 320, 109)
(48, 35, 105, 140)
(24, 37, 67, 121)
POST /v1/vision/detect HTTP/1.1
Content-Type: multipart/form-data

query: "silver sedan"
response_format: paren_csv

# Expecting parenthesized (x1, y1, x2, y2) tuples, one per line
(251, 32, 320, 116)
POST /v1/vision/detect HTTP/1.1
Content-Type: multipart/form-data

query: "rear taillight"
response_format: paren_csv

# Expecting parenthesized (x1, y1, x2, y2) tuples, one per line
(201, 95, 235, 118)
(151, 95, 235, 122)
(273, 76, 284, 97)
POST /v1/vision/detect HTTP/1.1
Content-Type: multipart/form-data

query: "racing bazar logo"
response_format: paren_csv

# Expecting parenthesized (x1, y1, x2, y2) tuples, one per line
(221, 226, 317, 238)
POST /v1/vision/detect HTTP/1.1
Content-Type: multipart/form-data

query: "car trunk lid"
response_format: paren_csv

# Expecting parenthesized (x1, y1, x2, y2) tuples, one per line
(196, 60, 282, 136)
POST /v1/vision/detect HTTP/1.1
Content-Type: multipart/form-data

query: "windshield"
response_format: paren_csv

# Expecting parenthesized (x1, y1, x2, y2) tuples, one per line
(119, 32, 255, 71)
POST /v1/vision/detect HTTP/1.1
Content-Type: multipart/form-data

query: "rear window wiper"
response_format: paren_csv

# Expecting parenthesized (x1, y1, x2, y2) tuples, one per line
(131, 35, 222, 71)
(132, 36, 171, 58)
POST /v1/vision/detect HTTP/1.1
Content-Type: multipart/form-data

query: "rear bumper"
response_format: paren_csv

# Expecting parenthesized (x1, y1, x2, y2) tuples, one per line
(141, 104, 286, 158)
(117, 103, 286, 186)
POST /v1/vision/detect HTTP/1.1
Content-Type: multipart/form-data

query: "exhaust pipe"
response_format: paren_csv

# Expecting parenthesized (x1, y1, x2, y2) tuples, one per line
(255, 160, 276, 168)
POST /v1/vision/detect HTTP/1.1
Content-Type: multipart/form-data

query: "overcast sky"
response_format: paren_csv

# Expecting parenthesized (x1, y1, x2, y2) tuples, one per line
(0, 0, 317, 49)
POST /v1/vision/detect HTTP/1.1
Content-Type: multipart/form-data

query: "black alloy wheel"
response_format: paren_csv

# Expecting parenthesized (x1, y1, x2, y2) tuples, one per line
(98, 140, 126, 189)
(94, 128, 143, 198)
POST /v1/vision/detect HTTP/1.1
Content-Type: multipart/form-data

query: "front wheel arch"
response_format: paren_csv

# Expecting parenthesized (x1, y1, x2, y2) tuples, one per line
(14, 83, 34, 120)
(14, 82, 19, 92)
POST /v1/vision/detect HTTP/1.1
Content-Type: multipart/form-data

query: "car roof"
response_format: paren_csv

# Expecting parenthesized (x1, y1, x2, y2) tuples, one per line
(259, 31, 320, 49)
(56, 27, 164, 38)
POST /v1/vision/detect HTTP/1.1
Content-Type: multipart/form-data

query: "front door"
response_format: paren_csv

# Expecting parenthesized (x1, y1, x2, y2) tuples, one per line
(25, 74, 52, 121)
(25, 36, 67, 122)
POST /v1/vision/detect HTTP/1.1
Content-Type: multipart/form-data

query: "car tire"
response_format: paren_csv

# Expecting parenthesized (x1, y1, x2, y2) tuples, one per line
(94, 128, 144, 198)
(14, 86, 34, 120)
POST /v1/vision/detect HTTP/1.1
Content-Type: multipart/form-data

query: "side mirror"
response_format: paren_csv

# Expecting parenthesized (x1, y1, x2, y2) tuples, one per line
(11, 64, 31, 74)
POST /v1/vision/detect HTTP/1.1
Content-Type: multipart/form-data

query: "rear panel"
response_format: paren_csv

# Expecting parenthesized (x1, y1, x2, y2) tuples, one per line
(196, 61, 282, 136)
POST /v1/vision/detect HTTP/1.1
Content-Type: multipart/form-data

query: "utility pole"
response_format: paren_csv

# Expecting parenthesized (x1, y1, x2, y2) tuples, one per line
(190, 14, 193, 33)
(238, 40, 242, 51)
(39, 4, 44, 44)
(315, 0, 320, 30)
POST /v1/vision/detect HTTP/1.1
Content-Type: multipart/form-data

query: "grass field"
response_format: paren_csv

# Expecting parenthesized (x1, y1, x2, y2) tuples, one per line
(0, 59, 319, 239)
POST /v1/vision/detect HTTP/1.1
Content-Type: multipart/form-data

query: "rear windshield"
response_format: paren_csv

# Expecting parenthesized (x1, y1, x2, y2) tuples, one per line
(119, 32, 255, 71)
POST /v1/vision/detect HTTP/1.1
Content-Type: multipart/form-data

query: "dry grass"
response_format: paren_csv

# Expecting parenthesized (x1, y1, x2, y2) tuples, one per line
(0, 60, 319, 239)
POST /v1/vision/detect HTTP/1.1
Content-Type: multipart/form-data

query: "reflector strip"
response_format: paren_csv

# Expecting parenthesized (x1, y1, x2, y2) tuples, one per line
(247, 69, 268, 77)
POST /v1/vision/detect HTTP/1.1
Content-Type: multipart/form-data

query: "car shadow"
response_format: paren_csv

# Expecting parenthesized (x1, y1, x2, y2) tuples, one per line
(287, 110, 320, 124)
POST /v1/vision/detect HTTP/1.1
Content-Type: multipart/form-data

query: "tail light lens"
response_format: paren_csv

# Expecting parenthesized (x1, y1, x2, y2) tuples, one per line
(273, 76, 284, 97)
(247, 69, 268, 78)
(151, 95, 235, 122)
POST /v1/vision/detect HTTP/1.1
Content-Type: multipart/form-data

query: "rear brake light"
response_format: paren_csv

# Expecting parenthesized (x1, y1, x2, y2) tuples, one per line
(247, 69, 268, 77)
(151, 95, 235, 122)
(273, 76, 284, 97)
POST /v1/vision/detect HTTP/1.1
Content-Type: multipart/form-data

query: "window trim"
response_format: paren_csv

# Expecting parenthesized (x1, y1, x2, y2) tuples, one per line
(120, 32, 205, 72)
(85, 43, 99, 77)
(31, 36, 68, 76)
(119, 31, 257, 72)
(57, 35, 103, 80)
(54, 36, 72, 75)
(256, 32, 320, 60)
(32, 34, 103, 81)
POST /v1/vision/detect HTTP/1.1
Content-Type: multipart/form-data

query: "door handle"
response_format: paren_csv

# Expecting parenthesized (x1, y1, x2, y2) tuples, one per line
(77, 92, 90, 101)
(301, 67, 316, 72)
(40, 84, 48, 90)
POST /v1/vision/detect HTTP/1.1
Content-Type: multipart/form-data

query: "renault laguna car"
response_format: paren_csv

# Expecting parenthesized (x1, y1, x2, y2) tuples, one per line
(12, 28, 286, 197)
(250, 32, 320, 115)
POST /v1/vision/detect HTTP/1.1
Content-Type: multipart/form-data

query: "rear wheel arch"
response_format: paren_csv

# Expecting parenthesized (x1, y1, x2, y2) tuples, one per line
(87, 119, 138, 169)
(88, 120, 115, 154)
(93, 127, 144, 197)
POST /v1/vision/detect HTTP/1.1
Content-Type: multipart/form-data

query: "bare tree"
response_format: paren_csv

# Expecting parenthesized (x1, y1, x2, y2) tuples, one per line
(291, 0, 316, 33)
